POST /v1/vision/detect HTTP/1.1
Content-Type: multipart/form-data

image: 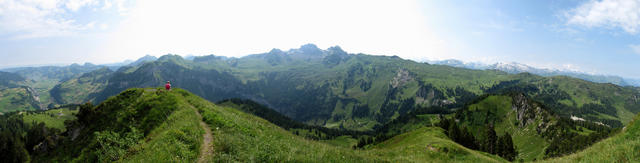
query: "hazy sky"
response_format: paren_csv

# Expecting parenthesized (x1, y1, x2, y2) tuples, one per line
(1, 0, 640, 78)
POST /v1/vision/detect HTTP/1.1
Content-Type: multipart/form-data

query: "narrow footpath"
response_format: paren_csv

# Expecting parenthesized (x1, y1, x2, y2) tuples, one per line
(195, 109, 213, 163)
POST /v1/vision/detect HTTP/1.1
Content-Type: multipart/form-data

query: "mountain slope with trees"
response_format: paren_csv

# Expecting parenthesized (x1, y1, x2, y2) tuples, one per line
(445, 93, 614, 161)
(1, 88, 508, 162)
(2, 88, 638, 162)
(48, 44, 640, 132)
(0, 71, 40, 112)
(544, 113, 640, 162)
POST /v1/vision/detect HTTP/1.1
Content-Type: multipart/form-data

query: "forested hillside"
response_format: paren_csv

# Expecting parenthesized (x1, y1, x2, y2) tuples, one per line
(1, 88, 508, 162)
(2, 87, 638, 162)
(544, 113, 640, 162)
(48, 44, 640, 132)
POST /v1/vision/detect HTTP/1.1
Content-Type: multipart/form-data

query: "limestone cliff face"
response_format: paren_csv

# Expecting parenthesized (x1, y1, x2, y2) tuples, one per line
(512, 93, 537, 127)
(414, 81, 451, 107)
(25, 86, 42, 110)
(511, 93, 554, 135)
(390, 69, 412, 88)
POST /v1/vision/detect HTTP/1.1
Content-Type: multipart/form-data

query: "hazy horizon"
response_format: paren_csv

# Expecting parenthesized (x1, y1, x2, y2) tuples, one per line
(2, 0, 640, 78)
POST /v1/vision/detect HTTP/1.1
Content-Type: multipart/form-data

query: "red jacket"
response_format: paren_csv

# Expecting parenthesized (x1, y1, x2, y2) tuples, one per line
(165, 83, 171, 90)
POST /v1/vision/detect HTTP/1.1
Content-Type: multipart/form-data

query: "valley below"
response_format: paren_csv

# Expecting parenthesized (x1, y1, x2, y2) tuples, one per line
(1, 45, 639, 162)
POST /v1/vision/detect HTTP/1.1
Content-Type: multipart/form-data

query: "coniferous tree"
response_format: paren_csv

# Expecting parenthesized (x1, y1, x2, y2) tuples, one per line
(439, 117, 451, 133)
(484, 125, 498, 154)
(460, 127, 478, 150)
(448, 121, 461, 142)
(501, 133, 517, 161)
(357, 137, 365, 148)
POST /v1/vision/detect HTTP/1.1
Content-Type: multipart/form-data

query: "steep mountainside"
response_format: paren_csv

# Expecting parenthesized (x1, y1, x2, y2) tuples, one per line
(2, 63, 105, 81)
(0, 71, 27, 89)
(362, 92, 615, 161)
(1, 86, 637, 162)
(49, 68, 113, 105)
(49, 44, 640, 131)
(485, 74, 640, 128)
(0, 87, 41, 112)
(451, 93, 613, 161)
(1, 63, 107, 109)
(22, 88, 506, 162)
(177, 88, 508, 162)
(0, 71, 40, 112)
(544, 113, 640, 162)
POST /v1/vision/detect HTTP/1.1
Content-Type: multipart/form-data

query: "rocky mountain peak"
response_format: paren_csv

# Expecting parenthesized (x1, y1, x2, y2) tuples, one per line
(327, 46, 347, 56)
(298, 43, 323, 55)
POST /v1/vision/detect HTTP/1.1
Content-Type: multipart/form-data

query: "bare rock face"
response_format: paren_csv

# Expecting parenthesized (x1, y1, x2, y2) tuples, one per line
(512, 93, 535, 127)
(511, 93, 553, 134)
(24, 86, 43, 110)
(390, 69, 412, 88)
(414, 82, 449, 107)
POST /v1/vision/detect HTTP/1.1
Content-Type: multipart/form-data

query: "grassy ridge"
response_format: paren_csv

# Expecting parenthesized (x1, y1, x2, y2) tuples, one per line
(186, 90, 505, 162)
(36, 88, 203, 162)
(123, 94, 203, 162)
(10, 87, 638, 162)
(371, 127, 504, 162)
(25, 88, 503, 162)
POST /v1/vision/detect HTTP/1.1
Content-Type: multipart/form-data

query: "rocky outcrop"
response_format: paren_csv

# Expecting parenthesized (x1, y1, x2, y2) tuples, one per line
(415, 82, 448, 107)
(390, 69, 412, 88)
(322, 46, 351, 66)
(511, 93, 554, 134)
(512, 93, 536, 127)
(24, 86, 42, 110)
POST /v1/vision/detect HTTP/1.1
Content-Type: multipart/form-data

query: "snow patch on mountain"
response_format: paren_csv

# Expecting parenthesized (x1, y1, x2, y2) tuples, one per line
(427, 59, 640, 87)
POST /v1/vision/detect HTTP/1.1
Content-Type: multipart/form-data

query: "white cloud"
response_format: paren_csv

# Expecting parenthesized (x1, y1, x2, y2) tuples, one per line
(65, 0, 97, 11)
(102, 0, 112, 10)
(0, 0, 125, 39)
(566, 0, 640, 34)
(630, 44, 640, 55)
(99, 23, 109, 30)
(102, 0, 451, 62)
(114, 0, 131, 15)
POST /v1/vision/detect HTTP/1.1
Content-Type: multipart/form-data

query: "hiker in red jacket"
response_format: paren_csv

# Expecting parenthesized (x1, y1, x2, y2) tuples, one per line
(165, 81, 171, 90)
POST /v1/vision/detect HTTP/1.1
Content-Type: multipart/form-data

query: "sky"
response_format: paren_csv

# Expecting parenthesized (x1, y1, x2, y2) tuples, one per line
(1, 0, 640, 78)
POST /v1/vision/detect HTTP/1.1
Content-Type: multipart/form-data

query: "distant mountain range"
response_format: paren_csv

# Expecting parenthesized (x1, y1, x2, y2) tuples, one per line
(2, 44, 640, 161)
(427, 59, 640, 87)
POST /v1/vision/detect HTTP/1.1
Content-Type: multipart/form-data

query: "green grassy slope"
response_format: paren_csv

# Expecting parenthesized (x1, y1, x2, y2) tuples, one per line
(49, 67, 112, 105)
(543, 114, 640, 162)
(36, 88, 204, 162)
(458, 95, 549, 161)
(47, 45, 640, 131)
(187, 90, 506, 162)
(32, 88, 504, 162)
(0, 71, 40, 112)
(489, 74, 640, 127)
(370, 127, 504, 162)
(453, 93, 617, 161)
(22, 108, 77, 131)
(0, 87, 40, 112)
(2, 64, 107, 109)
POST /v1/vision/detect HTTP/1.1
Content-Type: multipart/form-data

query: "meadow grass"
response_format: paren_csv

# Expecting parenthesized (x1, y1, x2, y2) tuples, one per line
(22, 108, 77, 131)
(123, 95, 204, 162)
(186, 90, 506, 163)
